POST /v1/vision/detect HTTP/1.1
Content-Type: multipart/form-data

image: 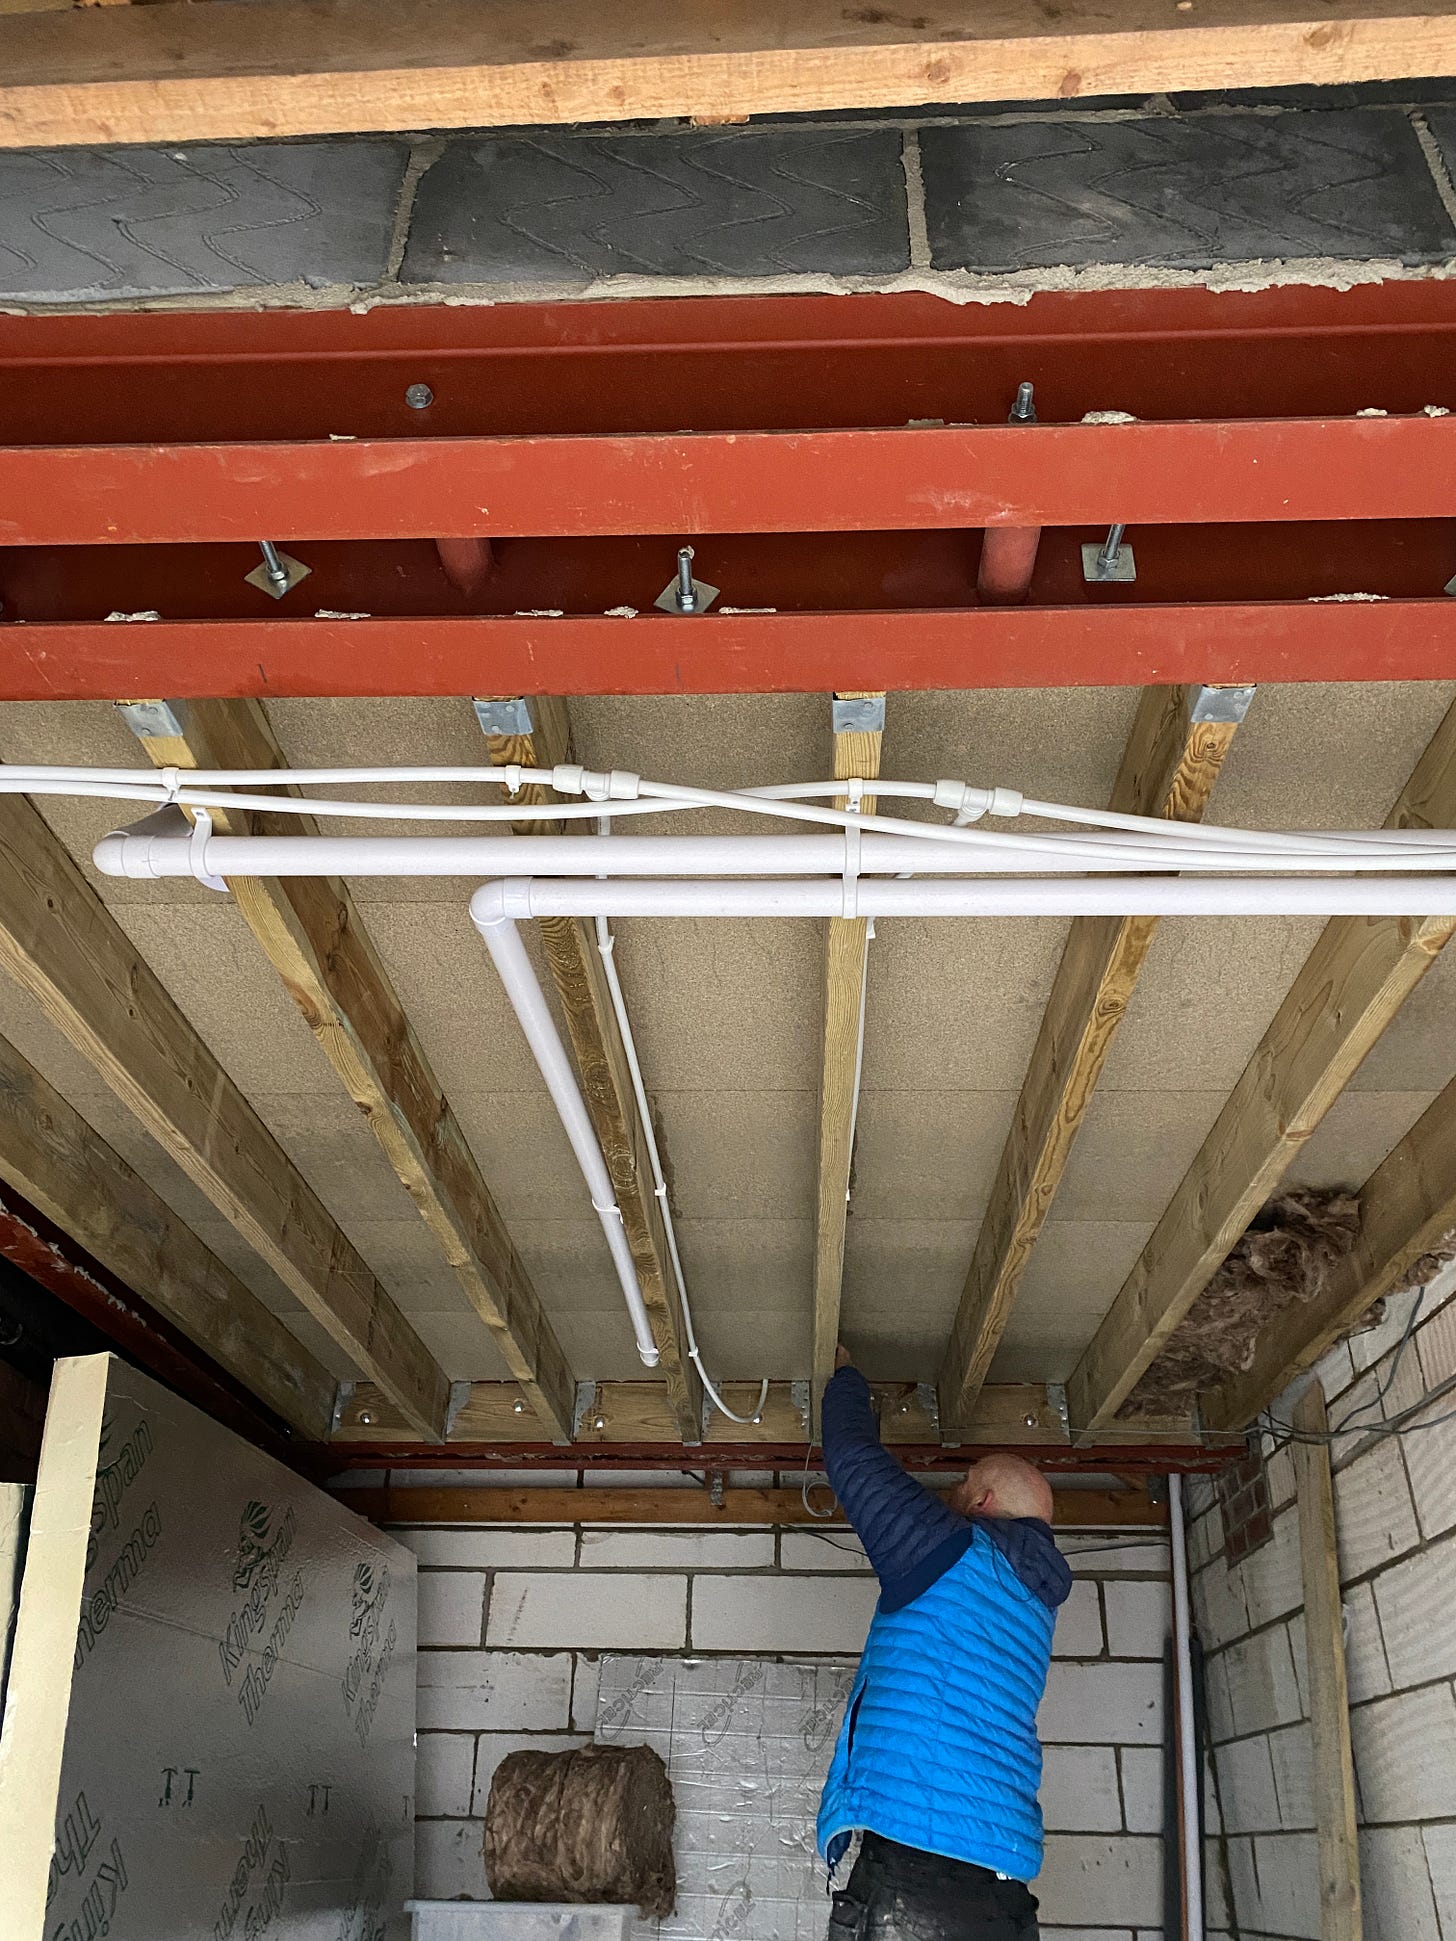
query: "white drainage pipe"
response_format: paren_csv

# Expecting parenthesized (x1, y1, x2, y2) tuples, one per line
(473, 903, 660, 1369)
(468, 877, 1456, 920)
(1169, 1473, 1205, 1941)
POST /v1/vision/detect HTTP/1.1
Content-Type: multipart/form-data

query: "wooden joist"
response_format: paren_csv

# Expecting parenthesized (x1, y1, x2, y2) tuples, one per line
(813, 692, 884, 1418)
(0, 1030, 337, 1439)
(126, 696, 576, 1444)
(0, 785, 450, 1440)
(939, 685, 1246, 1434)
(345, 1480, 1166, 1530)
(4, 0, 1456, 148)
(1066, 698, 1456, 1434)
(1206, 1071, 1456, 1430)
(477, 695, 702, 1443)
(1292, 1386, 1363, 1941)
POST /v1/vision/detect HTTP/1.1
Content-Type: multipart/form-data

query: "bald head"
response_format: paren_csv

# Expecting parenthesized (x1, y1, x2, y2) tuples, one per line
(950, 1452, 1054, 1525)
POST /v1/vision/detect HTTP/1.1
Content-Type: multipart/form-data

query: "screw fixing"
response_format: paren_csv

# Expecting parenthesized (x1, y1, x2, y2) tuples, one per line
(405, 382, 435, 410)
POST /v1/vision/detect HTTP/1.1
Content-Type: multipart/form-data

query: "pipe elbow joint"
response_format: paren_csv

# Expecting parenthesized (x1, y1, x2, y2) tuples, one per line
(93, 831, 133, 878)
(636, 1342, 662, 1368)
(469, 877, 535, 929)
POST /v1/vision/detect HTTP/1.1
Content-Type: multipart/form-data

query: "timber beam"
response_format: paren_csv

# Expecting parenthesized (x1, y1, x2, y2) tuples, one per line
(813, 692, 885, 1419)
(473, 695, 701, 1441)
(939, 683, 1248, 1434)
(0, 788, 451, 1439)
(1066, 698, 1456, 1434)
(124, 696, 576, 1444)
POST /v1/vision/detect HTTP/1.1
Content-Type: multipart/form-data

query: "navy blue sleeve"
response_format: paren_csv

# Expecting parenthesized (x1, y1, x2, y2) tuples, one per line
(821, 1367, 972, 1597)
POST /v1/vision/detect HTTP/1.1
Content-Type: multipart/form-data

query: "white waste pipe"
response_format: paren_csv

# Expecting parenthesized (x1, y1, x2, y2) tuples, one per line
(469, 877, 1456, 920)
(473, 906, 660, 1369)
(95, 827, 1456, 884)
(1169, 1473, 1205, 1941)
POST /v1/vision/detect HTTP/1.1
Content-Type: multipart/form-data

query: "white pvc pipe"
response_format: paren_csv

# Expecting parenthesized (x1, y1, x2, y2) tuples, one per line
(1169, 1473, 1205, 1941)
(94, 828, 1456, 883)
(469, 877, 1456, 919)
(472, 908, 660, 1369)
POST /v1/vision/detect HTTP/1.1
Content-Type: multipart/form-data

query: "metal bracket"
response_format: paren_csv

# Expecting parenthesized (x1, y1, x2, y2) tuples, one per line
(330, 1380, 357, 1436)
(244, 543, 311, 600)
(708, 1471, 725, 1508)
(115, 699, 189, 741)
(1188, 684, 1257, 725)
(572, 1381, 599, 1441)
(443, 1380, 472, 1440)
(473, 696, 535, 738)
(790, 1380, 812, 1439)
(700, 1391, 718, 1440)
(915, 1382, 940, 1435)
(832, 694, 886, 736)
(1047, 1383, 1070, 1438)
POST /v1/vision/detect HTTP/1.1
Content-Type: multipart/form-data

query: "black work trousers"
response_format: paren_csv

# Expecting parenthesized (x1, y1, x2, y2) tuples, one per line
(827, 1832, 1040, 1941)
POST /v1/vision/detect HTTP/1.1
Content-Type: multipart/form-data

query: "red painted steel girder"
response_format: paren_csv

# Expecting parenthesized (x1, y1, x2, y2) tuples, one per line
(7, 418, 1456, 548)
(6, 601, 1456, 701)
(329, 1442, 1226, 1473)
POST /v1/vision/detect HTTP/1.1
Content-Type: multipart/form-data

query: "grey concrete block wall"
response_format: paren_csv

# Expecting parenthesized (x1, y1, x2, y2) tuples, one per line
(3, 90, 1456, 304)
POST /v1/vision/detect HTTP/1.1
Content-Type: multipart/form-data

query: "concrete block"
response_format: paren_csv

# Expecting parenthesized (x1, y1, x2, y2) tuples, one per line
(1040, 1745, 1124, 1832)
(1265, 1722, 1314, 1831)
(690, 1573, 879, 1653)
(1117, 1747, 1163, 1834)
(778, 1532, 873, 1572)
(1102, 1579, 1170, 1659)
(1054, 1578, 1106, 1658)
(1266, 1446, 1296, 1514)
(1033, 1836, 1163, 1925)
(404, 130, 911, 285)
(1187, 1509, 1219, 1574)
(576, 1529, 775, 1571)
(418, 1571, 488, 1648)
(1204, 1839, 1232, 1926)
(1350, 1683, 1456, 1822)
(1069, 1541, 1171, 1578)
(417, 1650, 573, 1731)
(1362, 1824, 1442, 1941)
(1039, 1662, 1163, 1745)
(1402, 1405, 1456, 1540)
(919, 111, 1456, 274)
(1371, 1529, 1456, 1689)
(394, 1468, 581, 1490)
(1220, 1626, 1303, 1739)
(1332, 1437, 1421, 1577)
(1203, 1753, 1223, 1835)
(1224, 1835, 1260, 1930)
(1423, 1821, 1456, 1936)
(0, 142, 409, 302)
(1204, 1651, 1235, 1745)
(1214, 1735, 1281, 1835)
(487, 1573, 688, 1651)
(415, 1818, 489, 1901)
(1191, 1557, 1249, 1648)
(416, 1732, 477, 1817)
(1416, 1286, 1456, 1389)
(1251, 1831, 1321, 1941)
(1241, 1508, 1303, 1630)
(1341, 1580, 1392, 1704)
(394, 1529, 577, 1570)
(471, 1731, 592, 1816)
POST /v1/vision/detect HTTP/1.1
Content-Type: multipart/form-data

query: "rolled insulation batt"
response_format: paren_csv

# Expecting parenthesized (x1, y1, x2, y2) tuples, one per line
(483, 1743, 676, 1917)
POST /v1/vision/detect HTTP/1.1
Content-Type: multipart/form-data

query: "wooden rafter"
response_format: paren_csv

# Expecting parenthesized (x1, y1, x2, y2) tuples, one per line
(1066, 698, 1456, 1434)
(126, 696, 576, 1444)
(0, 1029, 337, 1439)
(3, 0, 1456, 148)
(938, 684, 1247, 1434)
(477, 695, 702, 1442)
(1206, 1072, 1456, 1431)
(1293, 1385, 1363, 1941)
(813, 692, 885, 1416)
(0, 788, 449, 1438)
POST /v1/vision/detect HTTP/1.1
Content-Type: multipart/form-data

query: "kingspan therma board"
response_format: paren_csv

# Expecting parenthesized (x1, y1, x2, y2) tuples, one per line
(0, 1354, 415, 1940)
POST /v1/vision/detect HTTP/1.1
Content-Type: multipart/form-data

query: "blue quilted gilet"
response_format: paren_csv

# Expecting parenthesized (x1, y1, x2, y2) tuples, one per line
(816, 1526, 1055, 1882)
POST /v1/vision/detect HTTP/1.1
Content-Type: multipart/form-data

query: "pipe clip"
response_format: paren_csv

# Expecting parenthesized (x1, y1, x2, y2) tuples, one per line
(843, 778, 863, 918)
(187, 806, 229, 894)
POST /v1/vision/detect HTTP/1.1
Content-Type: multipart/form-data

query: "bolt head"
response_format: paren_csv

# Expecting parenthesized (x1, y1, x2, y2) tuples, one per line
(1024, 1412, 1038, 1428)
(358, 1410, 375, 1426)
(513, 1399, 526, 1414)
(405, 382, 435, 410)
(751, 1415, 762, 1426)
(593, 1416, 606, 1431)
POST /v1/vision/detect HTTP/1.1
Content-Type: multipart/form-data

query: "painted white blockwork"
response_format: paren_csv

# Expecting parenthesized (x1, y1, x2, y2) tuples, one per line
(1190, 1268, 1456, 1941)
(382, 1496, 1176, 1932)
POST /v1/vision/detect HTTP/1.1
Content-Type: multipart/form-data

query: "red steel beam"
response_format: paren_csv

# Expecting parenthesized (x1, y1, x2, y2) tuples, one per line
(7, 417, 1456, 548)
(328, 1440, 1228, 1473)
(6, 600, 1456, 701)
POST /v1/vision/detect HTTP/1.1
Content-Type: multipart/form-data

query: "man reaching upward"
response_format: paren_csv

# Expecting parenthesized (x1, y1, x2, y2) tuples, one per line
(817, 1345, 1072, 1940)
